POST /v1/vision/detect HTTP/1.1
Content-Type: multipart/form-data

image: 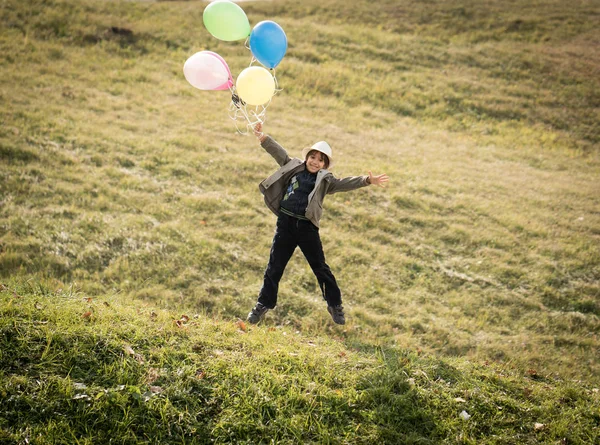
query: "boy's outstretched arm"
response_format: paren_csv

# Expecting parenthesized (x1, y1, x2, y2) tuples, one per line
(327, 171, 389, 194)
(367, 171, 389, 188)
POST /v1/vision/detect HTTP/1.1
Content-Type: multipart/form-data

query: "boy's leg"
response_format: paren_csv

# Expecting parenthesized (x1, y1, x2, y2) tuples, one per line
(258, 217, 297, 309)
(297, 221, 342, 307)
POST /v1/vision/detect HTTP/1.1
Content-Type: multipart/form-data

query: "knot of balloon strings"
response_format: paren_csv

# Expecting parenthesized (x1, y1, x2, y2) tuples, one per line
(231, 93, 245, 109)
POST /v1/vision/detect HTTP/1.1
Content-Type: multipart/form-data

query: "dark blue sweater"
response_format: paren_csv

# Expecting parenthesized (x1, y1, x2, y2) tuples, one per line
(279, 167, 317, 218)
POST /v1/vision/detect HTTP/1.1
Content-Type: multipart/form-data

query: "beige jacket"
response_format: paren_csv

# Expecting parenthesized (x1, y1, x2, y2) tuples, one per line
(258, 136, 369, 227)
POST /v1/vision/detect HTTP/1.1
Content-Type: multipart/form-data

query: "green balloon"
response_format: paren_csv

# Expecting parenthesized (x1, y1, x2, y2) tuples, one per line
(203, 1, 251, 42)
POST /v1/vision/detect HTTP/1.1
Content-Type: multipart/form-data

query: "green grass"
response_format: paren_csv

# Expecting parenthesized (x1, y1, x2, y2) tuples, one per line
(2, 286, 599, 444)
(1, 0, 599, 442)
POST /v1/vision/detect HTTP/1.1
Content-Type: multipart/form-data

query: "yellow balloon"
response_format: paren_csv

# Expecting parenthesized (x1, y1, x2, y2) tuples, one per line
(236, 66, 275, 106)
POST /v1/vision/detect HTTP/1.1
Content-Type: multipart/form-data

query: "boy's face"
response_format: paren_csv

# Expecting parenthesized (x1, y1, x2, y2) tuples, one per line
(306, 151, 326, 173)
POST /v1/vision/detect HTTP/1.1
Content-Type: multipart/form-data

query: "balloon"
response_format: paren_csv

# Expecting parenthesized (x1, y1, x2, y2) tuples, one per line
(203, 0, 251, 42)
(203, 51, 234, 90)
(236, 66, 275, 106)
(249, 21, 288, 69)
(183, 51, 233, 91)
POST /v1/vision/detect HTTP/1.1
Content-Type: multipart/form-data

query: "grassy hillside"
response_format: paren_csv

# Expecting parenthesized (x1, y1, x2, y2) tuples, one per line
(2, 287, 599, 444)
(1, 0, 599, 442)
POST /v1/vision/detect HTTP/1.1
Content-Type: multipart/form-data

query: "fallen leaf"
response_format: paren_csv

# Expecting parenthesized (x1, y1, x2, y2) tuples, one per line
(123, 345, 144, 363)
(196, 370, 206, 379)
(84, 297, 93, 303)
(150, 311, 157, 318)
(82, 311, 92, 319)
(534, 423, 546, 431)
(146, 368, 160, 384)
(180, 314, 190, 323)
(236, 320, 247, 332)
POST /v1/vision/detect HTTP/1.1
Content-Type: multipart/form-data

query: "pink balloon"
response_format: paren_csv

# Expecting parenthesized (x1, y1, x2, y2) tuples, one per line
(203, 51, 234, 90)
(183, 51, 233, 91)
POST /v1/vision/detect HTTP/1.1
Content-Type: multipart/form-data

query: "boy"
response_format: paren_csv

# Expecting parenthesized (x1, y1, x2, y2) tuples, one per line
(248, 123, 388, 325)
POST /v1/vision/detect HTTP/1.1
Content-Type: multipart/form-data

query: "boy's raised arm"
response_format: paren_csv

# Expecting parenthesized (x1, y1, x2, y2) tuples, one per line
(253, 123, 291, 167)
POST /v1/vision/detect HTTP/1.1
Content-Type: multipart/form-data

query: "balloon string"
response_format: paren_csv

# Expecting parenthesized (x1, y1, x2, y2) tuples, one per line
(272, 72, 283, 95)
(228, 86, 266, 135)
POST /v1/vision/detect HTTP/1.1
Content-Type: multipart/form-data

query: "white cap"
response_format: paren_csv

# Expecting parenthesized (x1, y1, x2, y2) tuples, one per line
(302, 141, 334, 169)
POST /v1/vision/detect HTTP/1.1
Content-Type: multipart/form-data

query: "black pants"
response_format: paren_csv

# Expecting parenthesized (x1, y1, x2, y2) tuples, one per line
(258, 213, 341, 309)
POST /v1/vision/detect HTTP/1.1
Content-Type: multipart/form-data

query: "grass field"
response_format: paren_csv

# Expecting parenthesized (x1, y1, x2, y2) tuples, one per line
(1, 0, 599, 443)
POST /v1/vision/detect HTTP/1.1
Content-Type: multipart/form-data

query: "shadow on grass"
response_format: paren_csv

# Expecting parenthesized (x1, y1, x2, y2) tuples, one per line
(350, 343, 448, 444)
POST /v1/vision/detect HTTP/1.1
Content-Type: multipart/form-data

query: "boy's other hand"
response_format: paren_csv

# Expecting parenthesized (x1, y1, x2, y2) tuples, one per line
(368, 172, 389, 188)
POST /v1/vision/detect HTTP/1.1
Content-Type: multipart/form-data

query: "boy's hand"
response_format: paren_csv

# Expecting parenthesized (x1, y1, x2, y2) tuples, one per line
(253, 122, 266, 142)
(368, 171, 389, 187)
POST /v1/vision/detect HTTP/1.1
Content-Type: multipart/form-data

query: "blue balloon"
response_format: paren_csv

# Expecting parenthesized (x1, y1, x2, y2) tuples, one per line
(249, 21, 287, 69)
